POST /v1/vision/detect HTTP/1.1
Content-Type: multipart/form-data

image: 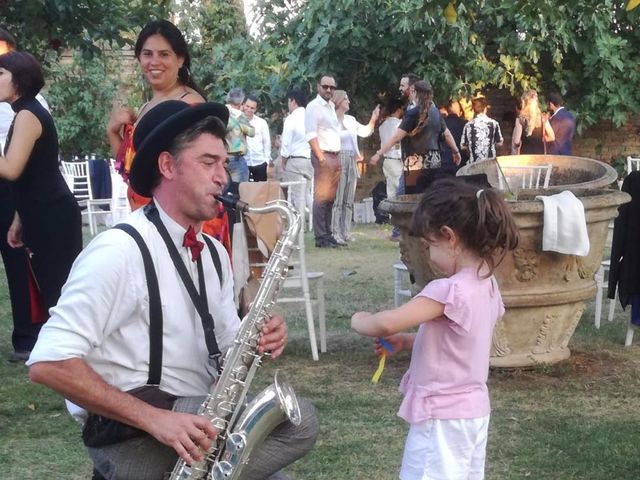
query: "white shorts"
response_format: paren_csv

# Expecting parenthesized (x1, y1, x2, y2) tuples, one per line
(399, 415, 490, 480)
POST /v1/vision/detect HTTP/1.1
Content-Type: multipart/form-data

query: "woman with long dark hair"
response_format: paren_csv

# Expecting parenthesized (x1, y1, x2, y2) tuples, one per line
(107, 19, 206, 210)
(0, 51, 82, 347)
(371, 80, 461, 194)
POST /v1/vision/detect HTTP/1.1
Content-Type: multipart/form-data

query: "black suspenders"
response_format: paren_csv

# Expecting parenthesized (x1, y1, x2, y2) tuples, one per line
(113, 223, 223, 384)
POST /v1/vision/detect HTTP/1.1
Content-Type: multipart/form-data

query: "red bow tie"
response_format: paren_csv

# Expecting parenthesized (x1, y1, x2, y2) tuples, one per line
(183, 225, 204, 261)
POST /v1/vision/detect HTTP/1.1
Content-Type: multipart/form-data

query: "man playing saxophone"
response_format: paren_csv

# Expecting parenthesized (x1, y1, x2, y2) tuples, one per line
(27, 101, 319, 480)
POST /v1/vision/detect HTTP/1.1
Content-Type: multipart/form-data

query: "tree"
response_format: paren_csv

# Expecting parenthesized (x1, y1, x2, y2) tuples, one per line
(45, 53, 121, 157)
(178, 0, 292, 120)
(250, 0, 640, 128)
(0, 0, 169, 59)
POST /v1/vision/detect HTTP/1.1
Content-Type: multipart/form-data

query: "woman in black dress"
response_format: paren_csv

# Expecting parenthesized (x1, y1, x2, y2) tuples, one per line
(0, 51, 82, 321)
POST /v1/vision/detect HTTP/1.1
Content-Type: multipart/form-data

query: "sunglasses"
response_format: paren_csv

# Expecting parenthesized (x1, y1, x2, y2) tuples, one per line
(321, 85, 336, 90)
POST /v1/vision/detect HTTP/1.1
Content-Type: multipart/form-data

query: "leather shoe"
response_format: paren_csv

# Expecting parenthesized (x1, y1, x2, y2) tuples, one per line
(9, 350, 31, 363)
(328, 237, 346, 247)
(315, 240, 337, 248)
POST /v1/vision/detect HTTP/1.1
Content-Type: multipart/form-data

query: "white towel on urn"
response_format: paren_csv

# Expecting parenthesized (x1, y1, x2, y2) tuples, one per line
(535, 190, 590, 256)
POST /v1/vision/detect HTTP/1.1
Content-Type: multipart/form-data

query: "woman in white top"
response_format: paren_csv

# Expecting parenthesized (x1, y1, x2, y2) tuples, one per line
(331, 90, 379, 244)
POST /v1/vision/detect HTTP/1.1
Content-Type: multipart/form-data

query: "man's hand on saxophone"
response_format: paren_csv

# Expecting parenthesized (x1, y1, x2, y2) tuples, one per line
(257, 314, 288, 358)
(145, 409, 217, 465)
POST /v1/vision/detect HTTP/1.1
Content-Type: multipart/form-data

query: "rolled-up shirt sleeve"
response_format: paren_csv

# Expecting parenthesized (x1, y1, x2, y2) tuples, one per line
(27, 231, 142, 365)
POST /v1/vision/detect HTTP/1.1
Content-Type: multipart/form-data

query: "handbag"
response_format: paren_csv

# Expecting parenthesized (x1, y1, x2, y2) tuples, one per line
(81, 386, 176, 448)
(25, 249, 47, 324)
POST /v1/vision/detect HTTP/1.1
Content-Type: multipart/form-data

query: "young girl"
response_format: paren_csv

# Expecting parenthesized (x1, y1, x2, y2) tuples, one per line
(352, 178, 519, 480)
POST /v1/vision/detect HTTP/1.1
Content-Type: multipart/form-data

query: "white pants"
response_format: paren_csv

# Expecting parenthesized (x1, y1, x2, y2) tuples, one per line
(383, 156, 403, 200)
(399, 415, 490, 480)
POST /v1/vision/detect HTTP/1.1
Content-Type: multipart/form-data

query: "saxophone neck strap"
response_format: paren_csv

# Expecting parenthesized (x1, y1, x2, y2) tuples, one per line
(143, 202, 222, 372)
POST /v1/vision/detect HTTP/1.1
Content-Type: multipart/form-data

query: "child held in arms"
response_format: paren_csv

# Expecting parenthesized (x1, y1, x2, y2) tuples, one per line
(352, 178, 519, 480)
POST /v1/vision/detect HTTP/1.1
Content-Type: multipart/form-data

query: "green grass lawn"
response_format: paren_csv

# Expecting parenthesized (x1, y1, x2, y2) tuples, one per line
(1, 223, 639, 479)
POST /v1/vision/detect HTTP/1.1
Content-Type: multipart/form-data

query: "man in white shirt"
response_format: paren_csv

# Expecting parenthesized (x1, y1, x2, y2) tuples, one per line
(371, 98, 404, 203)
(305, 74, 342, 248)
(27, 101, 318, 479)
(281, 88, 312, 214)
(242, 94, 271, 182)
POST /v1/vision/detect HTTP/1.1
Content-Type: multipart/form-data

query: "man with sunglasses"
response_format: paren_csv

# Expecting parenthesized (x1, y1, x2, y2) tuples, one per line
(305, 74, 343, 248)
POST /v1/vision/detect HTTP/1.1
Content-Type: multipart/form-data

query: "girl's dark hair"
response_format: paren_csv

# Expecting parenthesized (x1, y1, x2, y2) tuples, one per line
(409, 80, 434, 137)
(0, 51, 44, 98)
(134, 19, 204, 96)
(410, 178, 519, 275)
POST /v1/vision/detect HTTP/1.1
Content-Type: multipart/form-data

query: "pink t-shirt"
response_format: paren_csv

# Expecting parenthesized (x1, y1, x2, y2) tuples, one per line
(398, 267, 504, 423)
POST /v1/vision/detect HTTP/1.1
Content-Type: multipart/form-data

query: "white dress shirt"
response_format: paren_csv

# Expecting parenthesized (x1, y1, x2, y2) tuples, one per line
(28, 202, 240, 402)
(280, 107, 310, 159)
(340, 114, 374, 156)
(379, 117, 402, 160)
(246, 115, 271, 167)
(304, 94, 341, 152)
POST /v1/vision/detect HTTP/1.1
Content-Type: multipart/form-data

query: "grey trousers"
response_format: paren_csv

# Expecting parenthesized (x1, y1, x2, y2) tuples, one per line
(282, 156, 314, 214)
(88, 395, 319, 480)
(331, 151, 358, 242)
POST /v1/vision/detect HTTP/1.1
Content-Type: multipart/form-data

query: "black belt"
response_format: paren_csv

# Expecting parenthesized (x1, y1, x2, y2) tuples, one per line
(322, 151, 339, 155)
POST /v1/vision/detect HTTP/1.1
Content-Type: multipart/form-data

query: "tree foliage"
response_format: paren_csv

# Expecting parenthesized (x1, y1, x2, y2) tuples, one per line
(0, 0, 168, 59)
(45, 53, 120, 157)
(247, 0, 640, 128)
(4, 0, 639, 154)
(178, 0, 293, 118)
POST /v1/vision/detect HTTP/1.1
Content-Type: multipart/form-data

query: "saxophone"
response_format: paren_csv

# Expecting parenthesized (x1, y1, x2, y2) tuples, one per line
(169, 194, 302, 480)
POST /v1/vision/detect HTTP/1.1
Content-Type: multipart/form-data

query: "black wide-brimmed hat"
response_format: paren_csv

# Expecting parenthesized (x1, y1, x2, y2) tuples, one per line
(130, 101, 229, 197)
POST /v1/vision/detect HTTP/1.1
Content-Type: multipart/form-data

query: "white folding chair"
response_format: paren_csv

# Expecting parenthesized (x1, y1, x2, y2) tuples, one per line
(594, 218, 636, 346)
(627, 156, 640, 174)
(275, 180, 326, 360)
(60, 160, 111, 235)
(393, 261, 412, 307)
(242, 180, 326, 361)
(61, 160, 92, 231)
(110, 169, 131, 225)
(594, 260, 617, 329)
(497, 164, 552, 190)
(594, 219, 616, 328)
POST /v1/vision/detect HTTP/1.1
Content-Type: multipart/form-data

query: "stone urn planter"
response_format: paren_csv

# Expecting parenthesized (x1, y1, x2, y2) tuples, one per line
(381, 155, 630, 367)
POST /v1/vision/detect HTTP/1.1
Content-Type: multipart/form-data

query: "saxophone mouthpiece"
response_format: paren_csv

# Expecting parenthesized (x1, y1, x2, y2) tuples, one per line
(215, 193, 249, 212)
